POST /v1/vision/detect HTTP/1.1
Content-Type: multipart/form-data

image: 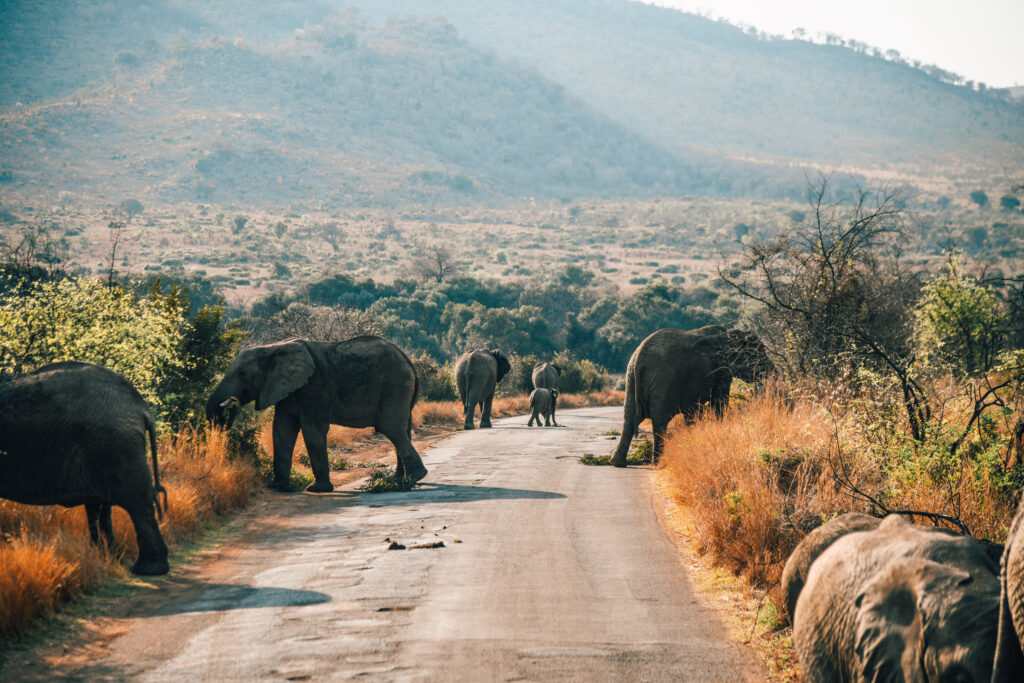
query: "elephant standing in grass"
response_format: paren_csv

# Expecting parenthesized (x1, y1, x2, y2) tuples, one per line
(786, 514, 1000, 682)
(0, 362, 169, 575)
(528, 388, 558, 427)
(207, 336, 426, 492)
(454, 349, 511, 430)
(611, 326, 773, 466)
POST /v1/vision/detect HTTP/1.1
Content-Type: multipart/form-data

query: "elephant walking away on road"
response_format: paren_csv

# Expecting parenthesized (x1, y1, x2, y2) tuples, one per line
(0, 362, 169, 575)
(207, 336, 426, 493)
(454, 349, 511, 430)
(532, 362, 561, 390)
(611, 326, 773, 466)
(786, 514, 1000, 682)
(528, 388, 559, 427)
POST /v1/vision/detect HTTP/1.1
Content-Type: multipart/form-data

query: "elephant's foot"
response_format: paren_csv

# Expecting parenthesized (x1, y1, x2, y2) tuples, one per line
(131, 556, 170, 576)
(306, 480, 335, 493)
(268, 479, 294, 493)
(401, 461, 429, 483)
(463, 422, 475, 430)
(479, 421, 493, 429)
(610, 454, 627, 468)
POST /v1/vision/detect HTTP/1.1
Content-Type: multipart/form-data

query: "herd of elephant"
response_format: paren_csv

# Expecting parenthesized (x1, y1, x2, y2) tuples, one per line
(8, 325, 1024, 679)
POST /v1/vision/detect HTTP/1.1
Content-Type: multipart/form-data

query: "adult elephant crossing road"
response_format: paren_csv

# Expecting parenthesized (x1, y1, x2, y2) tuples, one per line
(15, 407, 757, 681)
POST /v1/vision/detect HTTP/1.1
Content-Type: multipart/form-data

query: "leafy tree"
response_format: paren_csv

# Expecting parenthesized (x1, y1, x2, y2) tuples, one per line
(969, 190, 989, 208)
(0, 278, 185, 407)
(119, 198, 144, 223)
(232, 215, 249, 234)
(914, 255, 1008, 375)
(411, 243, 460, 283)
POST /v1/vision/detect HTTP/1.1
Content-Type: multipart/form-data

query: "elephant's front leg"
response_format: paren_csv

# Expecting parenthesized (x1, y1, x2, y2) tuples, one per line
(270, 410, 301, 492)
(300, 418, 334, 493)
(480, 394, 495, 428)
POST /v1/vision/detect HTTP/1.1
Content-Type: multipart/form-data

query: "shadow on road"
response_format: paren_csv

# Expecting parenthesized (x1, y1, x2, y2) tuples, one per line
(358, 481, 567, 506)
(151, 583, 330, 616)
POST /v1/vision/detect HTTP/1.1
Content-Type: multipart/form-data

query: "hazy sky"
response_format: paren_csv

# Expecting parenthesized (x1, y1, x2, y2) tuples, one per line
(643, 0, 1023, 87)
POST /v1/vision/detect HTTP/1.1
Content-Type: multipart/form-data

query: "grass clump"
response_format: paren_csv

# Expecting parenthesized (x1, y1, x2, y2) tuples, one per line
(359, 468, 418, 493)
(579, 453, 613, 465)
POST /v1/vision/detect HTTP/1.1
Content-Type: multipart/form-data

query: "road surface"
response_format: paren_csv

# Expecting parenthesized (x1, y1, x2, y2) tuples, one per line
(42, 406, 757, 681)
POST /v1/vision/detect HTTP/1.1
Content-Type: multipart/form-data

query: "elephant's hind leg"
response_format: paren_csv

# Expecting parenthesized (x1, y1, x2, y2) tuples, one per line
(480, 395, 495, 428)
(380, 422, 427, 483)
(299, 420, 334, 493)
(124, 500, 169, 576)
(85, 501, 116, 551)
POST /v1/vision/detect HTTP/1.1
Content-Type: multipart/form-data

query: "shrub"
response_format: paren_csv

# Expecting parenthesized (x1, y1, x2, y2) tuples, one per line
(410, 353, 458, 401)
(0, 277, 185, 407)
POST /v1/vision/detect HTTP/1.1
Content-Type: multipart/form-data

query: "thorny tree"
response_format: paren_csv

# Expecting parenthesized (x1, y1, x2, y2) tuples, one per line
(720, 176, 929, 440)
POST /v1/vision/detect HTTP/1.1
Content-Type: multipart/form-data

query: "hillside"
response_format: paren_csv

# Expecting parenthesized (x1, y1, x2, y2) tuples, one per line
(0, 4, 801, 206)
(346, 0, 1024, 169)
(0, 0, 1021, 207)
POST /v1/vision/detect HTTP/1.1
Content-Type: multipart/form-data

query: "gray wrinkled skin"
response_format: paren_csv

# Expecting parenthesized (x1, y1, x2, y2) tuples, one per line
(792, 515, 999, 683)
(611, 326, 772, 466)
(454, 349, 511, 430)
(207, 336, 426, 492)
(0, 361, 169, 575)
(528, 388, 559, 427)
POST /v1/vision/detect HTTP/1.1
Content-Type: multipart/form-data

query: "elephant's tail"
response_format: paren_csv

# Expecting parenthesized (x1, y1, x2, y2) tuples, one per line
(146, 413, 168, 521)
(409, 369, 419, 437)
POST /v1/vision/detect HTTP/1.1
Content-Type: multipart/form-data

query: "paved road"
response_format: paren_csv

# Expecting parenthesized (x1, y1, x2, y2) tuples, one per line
(59, 407, 755, 681)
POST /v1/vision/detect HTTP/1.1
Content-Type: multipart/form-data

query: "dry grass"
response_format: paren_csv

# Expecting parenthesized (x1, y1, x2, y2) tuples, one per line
(0, 428, 258, 641)
(660, 390, 840, 608)
(657, 376, 1023, 676)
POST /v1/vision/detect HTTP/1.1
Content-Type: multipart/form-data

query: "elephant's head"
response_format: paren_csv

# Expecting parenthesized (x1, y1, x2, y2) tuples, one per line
(206, 339, 316, 428)
(854, 557, 999, 681)
(719, 329, 774, 383)
(492, 350, 511, 383)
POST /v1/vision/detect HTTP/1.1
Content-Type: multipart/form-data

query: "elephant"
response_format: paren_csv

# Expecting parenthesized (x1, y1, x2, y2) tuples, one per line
(789, 514, 1000, 682)
(992, 495, 1024, 680)
(206, 336, 427, 493)
(528, 388, 559, 427)
(454, 349, 511, 430)
(780, 512, 881, 622)
(610, 325, 773, 466)
(532, 362, 561, 390)
(0, 361, 169, 575)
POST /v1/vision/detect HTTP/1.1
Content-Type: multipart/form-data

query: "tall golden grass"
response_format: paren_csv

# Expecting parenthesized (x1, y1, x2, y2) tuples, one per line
(0, 428, 258, 641)
(659, 381, 1021, 614)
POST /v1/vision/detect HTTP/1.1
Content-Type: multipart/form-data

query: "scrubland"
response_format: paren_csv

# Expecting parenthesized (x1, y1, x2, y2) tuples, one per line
(658, 376, 1024, 676)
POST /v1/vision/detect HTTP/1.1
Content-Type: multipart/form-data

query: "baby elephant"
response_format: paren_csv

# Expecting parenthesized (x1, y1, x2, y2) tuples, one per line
(528, 388, 559, 427)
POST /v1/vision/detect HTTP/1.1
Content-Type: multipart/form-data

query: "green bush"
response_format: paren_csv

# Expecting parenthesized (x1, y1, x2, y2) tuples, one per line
(552, 351, 607, 393)
(410, 353, 459, 401)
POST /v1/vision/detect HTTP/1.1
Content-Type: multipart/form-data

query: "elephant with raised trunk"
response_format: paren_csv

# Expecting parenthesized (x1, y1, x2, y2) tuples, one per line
(207, 336, 427, 493)
(454, 349, 511, 430)
(0, 362, 169, 575)
(787, 514, 1001, 682)
(611, 326, 773, 465)
(528, 388, 558, 427)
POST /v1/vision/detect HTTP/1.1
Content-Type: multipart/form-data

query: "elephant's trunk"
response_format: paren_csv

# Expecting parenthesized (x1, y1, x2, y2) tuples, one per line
(206, 382, 242, 428)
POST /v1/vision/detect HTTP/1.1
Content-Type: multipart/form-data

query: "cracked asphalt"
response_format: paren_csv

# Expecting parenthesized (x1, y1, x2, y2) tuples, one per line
(45, 406, 757, 681)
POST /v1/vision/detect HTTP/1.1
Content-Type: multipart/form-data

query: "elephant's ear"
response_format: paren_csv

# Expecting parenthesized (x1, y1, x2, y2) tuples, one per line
(256, 341, 316, 410)
(854, 559, 972, 681)
(552, 363, 562, 375)
(492, 350, 511, 383)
